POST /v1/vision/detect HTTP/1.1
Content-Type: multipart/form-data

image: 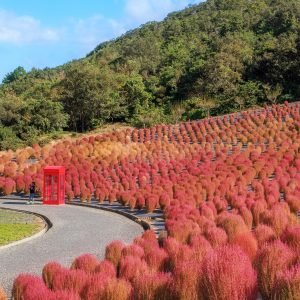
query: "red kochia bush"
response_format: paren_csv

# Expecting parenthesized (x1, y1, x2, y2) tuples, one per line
(0, 287, 6, 300)
(254, 224, 276, 247)
(216, 213, 248, 241)
(146, 196, 158, 213)
(261, 205, 289, 236)
(281, 225, 300, 255)
(132, 272, 172, 300)
(52, 290, 81, 300)
(144, 247, 169, 272)
(12, 274, 49, 300)
(94, 260, 116, 278)
(80, 273, 109, 300)
(99, 278, 132, 300)
(189, 234, 212, 262)
(71, 254, 99, 273)
(172, 261, 202, 300)
(200, 245, 257, 300)
(204, 226, 228, 248)
(119, 256, 149, 281)
(20, 285, 53, 300)
(121, 244, 144, 259)
(272, 264, 300, 299)
(42, 261, 65, 289)
(105, 240, 125, 267)
(230, 231, 258, 261)
(51, 269, 88, 294)
(255, 240, 296, 299)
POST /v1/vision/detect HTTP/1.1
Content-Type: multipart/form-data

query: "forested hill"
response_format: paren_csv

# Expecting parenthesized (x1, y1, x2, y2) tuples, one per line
(0, 0, 299, 149)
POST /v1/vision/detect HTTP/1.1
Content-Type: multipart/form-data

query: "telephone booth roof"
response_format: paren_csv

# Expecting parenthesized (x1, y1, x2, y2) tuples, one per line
(44, 166, 65, 173)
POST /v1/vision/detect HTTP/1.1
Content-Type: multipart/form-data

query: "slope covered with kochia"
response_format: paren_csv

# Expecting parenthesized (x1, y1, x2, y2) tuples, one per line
(2, 101, 300, 299)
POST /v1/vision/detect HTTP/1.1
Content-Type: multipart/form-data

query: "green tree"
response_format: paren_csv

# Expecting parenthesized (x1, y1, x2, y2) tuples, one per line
(22, 99, 69, 133)
(2, 66, 26, 84)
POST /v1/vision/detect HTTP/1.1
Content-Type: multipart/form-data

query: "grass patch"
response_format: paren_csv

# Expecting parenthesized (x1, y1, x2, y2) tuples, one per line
(0, 209, 44, 246)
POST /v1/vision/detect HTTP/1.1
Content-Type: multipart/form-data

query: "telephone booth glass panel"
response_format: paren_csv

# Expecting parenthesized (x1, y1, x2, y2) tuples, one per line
(60, 174, 64, 201)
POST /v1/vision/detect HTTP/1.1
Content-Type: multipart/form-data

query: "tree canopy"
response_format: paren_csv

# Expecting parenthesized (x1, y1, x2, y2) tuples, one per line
(0, 0, 299, 147)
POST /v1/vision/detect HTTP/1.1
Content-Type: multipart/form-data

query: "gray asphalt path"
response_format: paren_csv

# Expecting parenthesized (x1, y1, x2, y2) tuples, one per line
(0, 199, 143, 296)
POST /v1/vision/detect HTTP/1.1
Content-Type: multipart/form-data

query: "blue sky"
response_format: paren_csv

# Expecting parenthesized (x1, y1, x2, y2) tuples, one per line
(0, 0, 200, 81)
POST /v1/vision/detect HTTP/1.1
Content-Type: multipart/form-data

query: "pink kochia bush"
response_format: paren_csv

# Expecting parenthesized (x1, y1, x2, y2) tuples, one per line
(272, 264, 300, 299)
(172, 261, 202, 300)
(132, 272, 172, 300)
(12, 274, 54, 300)
(42, 261, 65, 289)
(281, 225, 300, 255)
(71, 254, 99, 273)
(0, 287, 6, 300)
(200, 245, 257, 300)
(10, 103, 300, 298)
(255, 240, 296, 299)
(105, 240, 125, 268)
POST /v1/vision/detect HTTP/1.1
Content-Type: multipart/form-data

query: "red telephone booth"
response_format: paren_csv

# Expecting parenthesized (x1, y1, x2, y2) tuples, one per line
(43, 166, 65, 205)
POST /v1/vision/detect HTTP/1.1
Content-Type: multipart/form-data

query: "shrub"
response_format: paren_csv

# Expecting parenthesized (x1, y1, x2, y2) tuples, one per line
(281, 225, 300, 256)
(142, 230, 157, 242)
(42, 262, 65, 289)
(144, 247, 169, 272)
(94, 260, 116, 278)
(52, 290, 81, 300)
(100, 278, 132, 300)
(189, 234, 212, 262)
(80, 273, 109, 300)
(159, 193, 171, 210)
(255, 240, 296, 299)
(200, 245, 257, 300)
(132, 272, 172, 300)
(20, 285, 52, 300)
(146, 196, 158, 213)
(119, 256, 149, 281)
(172, 261, 202, 300)
(272, 264, 300, 300)
(12, 274, 48, 300)
(230, 231, 258, 261)
(3, 178, 15, 195)
(51, 269, 88, 294)
(0, 287, 6, 300)
(216, 213, 248, 241)
(204, 226, 228, 248)
(261, 205, 289, 236)
(71, 254, 99, 273)
(122, 244, 144, 259)
(105, 240, 125, 268)
(254, 224, 276, 247)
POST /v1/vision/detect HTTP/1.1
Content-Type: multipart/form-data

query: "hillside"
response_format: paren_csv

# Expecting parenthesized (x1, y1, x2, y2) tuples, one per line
(0, 0, 299, 149)
(3, 102, 300, 299)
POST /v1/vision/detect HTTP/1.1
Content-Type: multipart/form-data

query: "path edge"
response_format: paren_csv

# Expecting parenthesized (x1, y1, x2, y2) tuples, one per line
(66, 201, 152, 231)
(0, 207, 52, 251)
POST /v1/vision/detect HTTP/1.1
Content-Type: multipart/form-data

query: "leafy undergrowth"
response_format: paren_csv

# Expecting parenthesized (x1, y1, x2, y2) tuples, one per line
(0, 210, 43, 246)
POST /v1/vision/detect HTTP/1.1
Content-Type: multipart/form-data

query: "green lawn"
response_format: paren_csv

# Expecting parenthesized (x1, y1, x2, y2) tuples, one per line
(0, 209, 44, 246)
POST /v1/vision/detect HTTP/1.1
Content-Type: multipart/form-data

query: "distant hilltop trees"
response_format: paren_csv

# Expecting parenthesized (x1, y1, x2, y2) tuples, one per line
(0, 0, 299, 149)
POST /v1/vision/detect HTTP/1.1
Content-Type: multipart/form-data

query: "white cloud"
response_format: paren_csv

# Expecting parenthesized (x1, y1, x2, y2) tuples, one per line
(0, 1, 201, 52)
(0, 10, 60, 45)
(66, 15, 126, 51)
(124, 0, 198, 23)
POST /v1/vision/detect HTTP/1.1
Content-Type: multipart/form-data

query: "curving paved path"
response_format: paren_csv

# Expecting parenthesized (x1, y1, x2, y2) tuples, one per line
(0, 199, 143, 296)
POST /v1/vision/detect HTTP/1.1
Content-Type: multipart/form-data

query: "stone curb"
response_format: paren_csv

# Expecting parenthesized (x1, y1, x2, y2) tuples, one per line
(0, 207, 52, 251)
(66, 201, 152, 231)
